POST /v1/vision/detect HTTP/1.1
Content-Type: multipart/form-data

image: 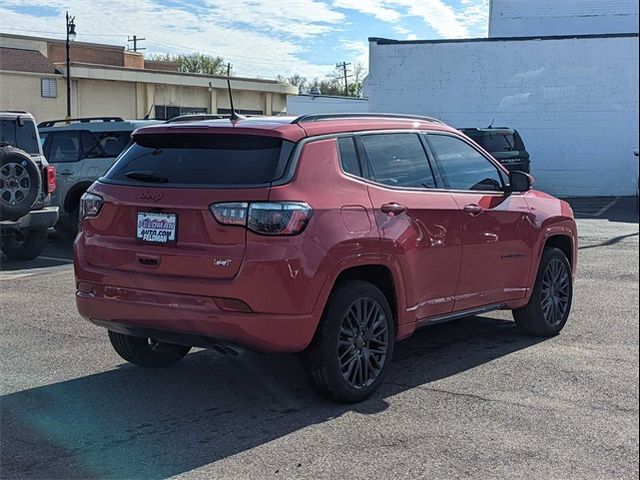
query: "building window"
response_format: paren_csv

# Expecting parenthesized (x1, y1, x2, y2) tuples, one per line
(217, 108, 263, 116)
(41, 78, 57, 98)
(154, 105, 208, 120)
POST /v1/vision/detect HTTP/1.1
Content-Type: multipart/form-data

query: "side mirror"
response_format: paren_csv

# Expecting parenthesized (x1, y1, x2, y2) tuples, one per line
(507, 170, 533, 193)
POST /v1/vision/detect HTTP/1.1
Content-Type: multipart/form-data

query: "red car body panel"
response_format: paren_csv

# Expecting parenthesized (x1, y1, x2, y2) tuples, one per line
(74, 116, 577, 352)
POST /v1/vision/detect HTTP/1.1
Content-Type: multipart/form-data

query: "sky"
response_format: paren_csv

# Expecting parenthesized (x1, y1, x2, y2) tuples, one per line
(0, 0, 489, 80)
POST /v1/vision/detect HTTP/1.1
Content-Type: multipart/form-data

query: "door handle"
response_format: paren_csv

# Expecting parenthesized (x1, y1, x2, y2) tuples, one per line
(58, 170, 74, 176)
(463, 204, 485, 216)
(381, 202, 407, 215)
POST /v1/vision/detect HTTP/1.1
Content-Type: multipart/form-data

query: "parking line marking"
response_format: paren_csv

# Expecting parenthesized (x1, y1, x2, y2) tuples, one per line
(0, 263, 72, 280)
(594, 197, 620, 217)
(38, 256, 74, 263)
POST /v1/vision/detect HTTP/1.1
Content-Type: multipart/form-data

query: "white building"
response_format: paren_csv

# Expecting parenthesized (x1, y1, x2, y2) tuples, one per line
(365, 0, 639, 197)
(286, 94, 370, 115)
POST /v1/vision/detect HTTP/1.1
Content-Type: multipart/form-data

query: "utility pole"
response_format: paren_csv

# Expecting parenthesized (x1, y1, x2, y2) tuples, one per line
(127, 35, 146, 52)
(225, 62, 232, 76)
(65, 11, 76, 121)
(337, 61, 351, 96)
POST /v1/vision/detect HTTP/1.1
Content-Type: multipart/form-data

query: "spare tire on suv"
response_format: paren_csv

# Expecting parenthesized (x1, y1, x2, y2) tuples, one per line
(0, 145, 42, 221)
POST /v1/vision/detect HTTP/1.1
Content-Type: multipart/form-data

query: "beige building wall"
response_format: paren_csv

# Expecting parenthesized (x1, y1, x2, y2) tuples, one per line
(2, 67, 296, 122)
(153, 84, 210, 111)
(0, 71, 66, 122)
(75, 79, 137, 119)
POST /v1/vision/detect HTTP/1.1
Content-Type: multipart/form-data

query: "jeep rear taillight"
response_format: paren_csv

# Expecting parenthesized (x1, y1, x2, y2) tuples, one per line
(45, 165, 56, 194)
(210, 202, 312, 236)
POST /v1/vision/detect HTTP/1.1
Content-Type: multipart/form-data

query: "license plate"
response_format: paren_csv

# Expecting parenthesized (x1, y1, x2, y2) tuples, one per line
(136, 212, 177, 244)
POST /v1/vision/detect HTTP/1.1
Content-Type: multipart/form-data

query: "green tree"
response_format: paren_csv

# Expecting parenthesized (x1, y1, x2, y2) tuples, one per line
(147, 52, 229, 75)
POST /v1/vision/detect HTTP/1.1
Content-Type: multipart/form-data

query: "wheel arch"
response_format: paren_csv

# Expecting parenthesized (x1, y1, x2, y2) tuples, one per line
(64, 181, 93, 214)
(544, 234, 574, 269)
(520, 222, 577, 307)
(314, 258, 413, 341)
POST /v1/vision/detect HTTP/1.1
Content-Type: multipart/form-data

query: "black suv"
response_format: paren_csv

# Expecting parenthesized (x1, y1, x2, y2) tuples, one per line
(460, 127, 530, 173)
(0, 112, 58, 260)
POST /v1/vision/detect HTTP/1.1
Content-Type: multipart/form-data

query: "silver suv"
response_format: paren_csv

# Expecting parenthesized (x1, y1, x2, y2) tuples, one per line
(38, 117, 161, 234)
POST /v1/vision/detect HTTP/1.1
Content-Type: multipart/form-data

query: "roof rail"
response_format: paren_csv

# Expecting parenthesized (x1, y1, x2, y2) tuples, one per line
(165, 114, 228, 123)
(38, 116, 124, 128)
(292, 113, 446, 125)
(1, 110, 30, 114)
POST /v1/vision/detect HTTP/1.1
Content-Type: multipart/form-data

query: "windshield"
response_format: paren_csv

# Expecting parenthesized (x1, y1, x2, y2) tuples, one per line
(484, 133, 515, 152)
(0, 118, 40, 155)
(105, 133, 293, 187)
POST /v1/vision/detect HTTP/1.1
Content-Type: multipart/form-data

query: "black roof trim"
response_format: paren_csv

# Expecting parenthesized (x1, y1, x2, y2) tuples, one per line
(369, 32, 639, 45)
(38, 117, 124, 128)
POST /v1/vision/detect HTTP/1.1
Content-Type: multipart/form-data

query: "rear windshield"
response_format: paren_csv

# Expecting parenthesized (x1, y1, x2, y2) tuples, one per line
(483, 133, 515, 152)
(105, 134, 293, 187)
(0, 118, 40, 155)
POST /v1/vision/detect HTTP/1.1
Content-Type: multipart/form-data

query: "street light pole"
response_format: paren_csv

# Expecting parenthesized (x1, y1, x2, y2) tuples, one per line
(65, 11, 76, 122)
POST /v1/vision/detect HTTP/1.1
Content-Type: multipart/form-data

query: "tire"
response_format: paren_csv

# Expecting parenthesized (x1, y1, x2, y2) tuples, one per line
(1, 228, 47, 260)
(108, 331, 191, 368)
(54, 206, 80, 240)
(513, 247, 573, 336)
(0, 146, 42, 221)
(303, 280, 395, 403)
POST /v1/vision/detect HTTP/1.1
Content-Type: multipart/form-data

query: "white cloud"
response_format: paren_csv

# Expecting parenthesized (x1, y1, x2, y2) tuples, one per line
(0, 0, 490, 80)
(340, 39, 369, 68)
(456, 0, 489, 36)
(333, 0, 402, 22)
(389, 0, 469, 38)
(334, 0, 488, 40)
(0, 0, 339, 78)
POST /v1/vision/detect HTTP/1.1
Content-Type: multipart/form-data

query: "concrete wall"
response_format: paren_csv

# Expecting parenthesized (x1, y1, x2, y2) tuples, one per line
(489, 0, 639, 37)
(287, 95, 370, 115)
(366, 36, 640, 196)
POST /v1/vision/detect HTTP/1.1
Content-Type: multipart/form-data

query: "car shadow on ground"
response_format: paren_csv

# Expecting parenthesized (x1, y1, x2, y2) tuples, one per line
(1, 316, 545, 479)
(0, 230, 73, 271)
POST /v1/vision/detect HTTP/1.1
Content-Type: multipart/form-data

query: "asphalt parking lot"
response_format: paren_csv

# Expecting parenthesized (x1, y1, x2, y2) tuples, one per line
(1, 197, 638, 480)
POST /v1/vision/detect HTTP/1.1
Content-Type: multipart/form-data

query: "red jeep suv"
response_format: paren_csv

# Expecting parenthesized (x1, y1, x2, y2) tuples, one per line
(74, 114, 577, 402)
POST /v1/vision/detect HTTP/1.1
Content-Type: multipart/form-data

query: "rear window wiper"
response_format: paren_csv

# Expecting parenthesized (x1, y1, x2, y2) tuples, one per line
(125, 171, 169, 183)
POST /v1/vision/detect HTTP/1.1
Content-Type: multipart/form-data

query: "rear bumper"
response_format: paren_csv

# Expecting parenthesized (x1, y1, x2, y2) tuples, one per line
(0, 206, 59, 232)
(75, 282, 320, 353)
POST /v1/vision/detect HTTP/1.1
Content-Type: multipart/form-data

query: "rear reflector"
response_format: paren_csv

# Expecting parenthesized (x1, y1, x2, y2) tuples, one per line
(214, 297, 253, 313)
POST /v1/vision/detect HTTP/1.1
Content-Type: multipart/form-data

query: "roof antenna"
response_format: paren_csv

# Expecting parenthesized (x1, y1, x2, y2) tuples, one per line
(488, 117, 495, 128)
(226, 77, 245, 123)
(143, 103, 154, 120)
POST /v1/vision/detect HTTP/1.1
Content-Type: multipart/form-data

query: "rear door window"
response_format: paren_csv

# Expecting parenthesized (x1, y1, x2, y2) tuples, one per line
(80, 131, 104, 159)
(106, 134, 293, 187)
(360, 133, 436, 189)
(47, 131, 81, 163)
